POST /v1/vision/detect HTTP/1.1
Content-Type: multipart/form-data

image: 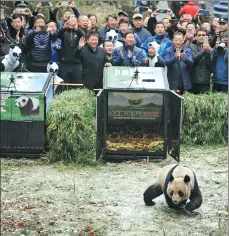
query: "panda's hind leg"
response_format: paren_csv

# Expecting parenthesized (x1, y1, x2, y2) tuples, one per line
(143, 183, 163, 206)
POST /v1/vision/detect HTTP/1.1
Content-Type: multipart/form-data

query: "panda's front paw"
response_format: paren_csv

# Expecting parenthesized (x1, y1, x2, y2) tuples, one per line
(145, 201, 156, 206)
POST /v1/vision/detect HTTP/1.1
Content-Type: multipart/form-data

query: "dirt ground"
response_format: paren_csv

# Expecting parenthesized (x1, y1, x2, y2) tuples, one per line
(1, 146, 228, 236)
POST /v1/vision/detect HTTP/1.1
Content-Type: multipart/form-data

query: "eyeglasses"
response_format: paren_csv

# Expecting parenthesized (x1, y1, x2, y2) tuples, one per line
(197, 34, 206, 37)
(219, 22, 226, 25)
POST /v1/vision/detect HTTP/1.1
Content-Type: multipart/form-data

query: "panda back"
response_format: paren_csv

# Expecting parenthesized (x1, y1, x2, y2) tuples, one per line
(172, 165, 195, 189)
(159, 164, 177, 190)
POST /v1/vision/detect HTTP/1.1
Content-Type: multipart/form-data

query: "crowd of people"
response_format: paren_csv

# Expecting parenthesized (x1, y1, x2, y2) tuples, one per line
(0, 0, 228, 93)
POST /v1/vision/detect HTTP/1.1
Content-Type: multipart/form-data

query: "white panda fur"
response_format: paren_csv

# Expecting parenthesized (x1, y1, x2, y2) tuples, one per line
(0, 45, 21, 72)
(47, 61, 59, 73)
(15, 96, 40, 117)
(144, 164, 202, 212)
(104, 29, 123, 49)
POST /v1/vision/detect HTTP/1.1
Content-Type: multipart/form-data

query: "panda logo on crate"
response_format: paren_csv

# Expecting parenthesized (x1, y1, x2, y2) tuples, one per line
(15, 96, 40, 117)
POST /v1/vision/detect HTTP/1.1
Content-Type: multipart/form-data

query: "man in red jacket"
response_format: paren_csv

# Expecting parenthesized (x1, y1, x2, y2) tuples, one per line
(179, 1, 199, 18)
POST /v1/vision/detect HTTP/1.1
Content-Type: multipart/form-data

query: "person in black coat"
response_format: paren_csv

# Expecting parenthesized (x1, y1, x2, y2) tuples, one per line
(57, 17, 84, 84)
(74, 31, 109, 90)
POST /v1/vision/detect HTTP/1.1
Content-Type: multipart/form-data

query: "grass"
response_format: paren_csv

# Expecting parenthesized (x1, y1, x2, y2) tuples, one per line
(182, 92, 228, 145)
(46, 89, 97, 164)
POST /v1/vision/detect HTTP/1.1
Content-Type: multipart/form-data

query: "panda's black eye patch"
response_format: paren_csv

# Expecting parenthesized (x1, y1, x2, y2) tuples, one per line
(170, 190, 174, 196)
(178, 191, 184, 197)
(108, 36, 112, 40)
(22, 99, 26, 102)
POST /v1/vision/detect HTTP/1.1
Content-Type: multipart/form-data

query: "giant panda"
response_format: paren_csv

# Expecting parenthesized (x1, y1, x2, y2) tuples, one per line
(15, 96, 40, 117)
(143, 164, 202, 212)
(0, 45, 21, 72)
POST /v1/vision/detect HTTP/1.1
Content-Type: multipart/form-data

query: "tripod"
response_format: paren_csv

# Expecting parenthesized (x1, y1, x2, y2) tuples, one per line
(7, 74, 17, 92)
(129, 57, 140, 88)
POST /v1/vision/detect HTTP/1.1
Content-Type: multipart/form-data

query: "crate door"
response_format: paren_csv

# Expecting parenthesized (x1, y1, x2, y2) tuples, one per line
(96, 89, 106, 160)
(168, 91, 183, 162)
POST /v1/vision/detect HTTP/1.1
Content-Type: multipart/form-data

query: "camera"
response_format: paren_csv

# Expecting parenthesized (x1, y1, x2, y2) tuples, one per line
(199, 9, 210, 16)
(139, 7, 149, 12)
(159, 9, 168, 14)
(16, 8, 27, 15)
(218, 42, 226, 49)
(40, 25, 47, 32)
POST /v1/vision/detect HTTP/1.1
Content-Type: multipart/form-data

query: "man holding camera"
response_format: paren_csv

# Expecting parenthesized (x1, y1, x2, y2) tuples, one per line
(50, 0, 80, 29)
(212, 31, 228, 93)
(25, 15, 57, 72)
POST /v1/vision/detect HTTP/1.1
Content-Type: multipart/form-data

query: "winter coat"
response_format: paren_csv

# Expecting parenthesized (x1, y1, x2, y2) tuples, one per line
(74, 44, 107, 90)
(140, 33, 173, 57)
(111, 45, 145, 66)
(57, 28, 84, 64)
(117, 32, 142, 47)
(179, 1, 199, 17)
(212, 48, 228, 85)
(163, 45, 193, 90)
(132, 27, 152, 43)
(190, 43, 212, 84)
(98, 25, 118, 41)
(25, 30, 56, 66)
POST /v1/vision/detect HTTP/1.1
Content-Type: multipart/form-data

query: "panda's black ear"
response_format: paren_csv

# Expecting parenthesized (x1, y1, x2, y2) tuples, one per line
(10, 45, 15, 49)
(184, 175, 190, 183)
(106, 29, 111, 33)
(115, 29, 119, 33)
(169, 175, 174, 182)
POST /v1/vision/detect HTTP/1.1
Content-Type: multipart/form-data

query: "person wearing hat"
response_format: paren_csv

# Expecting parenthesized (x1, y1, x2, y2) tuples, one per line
(219, 16, 228, 33)
(144, 41, 165, 67)
(132, 13, 152, 43)
(118, 11, 129, 21)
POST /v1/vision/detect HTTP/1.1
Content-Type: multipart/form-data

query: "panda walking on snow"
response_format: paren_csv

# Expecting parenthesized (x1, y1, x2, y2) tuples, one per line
(15, 96, 40, 117)
(143, 164, 203, 213)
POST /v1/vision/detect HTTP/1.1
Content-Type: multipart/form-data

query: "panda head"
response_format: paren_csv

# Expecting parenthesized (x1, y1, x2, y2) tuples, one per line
(166, 175, 191, 205)
(47, 61, 59, 73)
(9, 45, 22, 63)
(15, 96, 29, 108)
(106, 29, 119, 43)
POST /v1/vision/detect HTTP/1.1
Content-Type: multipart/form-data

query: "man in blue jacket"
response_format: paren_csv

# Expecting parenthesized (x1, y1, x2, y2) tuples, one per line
(140, 21, 173, 57)
(212, 31, 228, 93)
(163, 32, 193, 94)
(112, 31, 145, 66)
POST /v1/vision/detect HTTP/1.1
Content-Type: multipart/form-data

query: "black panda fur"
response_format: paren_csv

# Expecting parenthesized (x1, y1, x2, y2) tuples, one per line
(15, 96, 40, 116)
(143, 164, 202, 212)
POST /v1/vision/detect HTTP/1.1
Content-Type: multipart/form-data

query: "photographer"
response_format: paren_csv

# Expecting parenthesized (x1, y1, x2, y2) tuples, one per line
(50, 0, 80, 29)
(57, 16, 84, 84)
(212, 31, 228, 93)
(25, 15, 57, 72)
(12, 1, 33, 31)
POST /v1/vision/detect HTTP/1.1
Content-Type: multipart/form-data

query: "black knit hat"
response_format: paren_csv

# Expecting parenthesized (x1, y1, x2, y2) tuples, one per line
(15, 1, 28, 8)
